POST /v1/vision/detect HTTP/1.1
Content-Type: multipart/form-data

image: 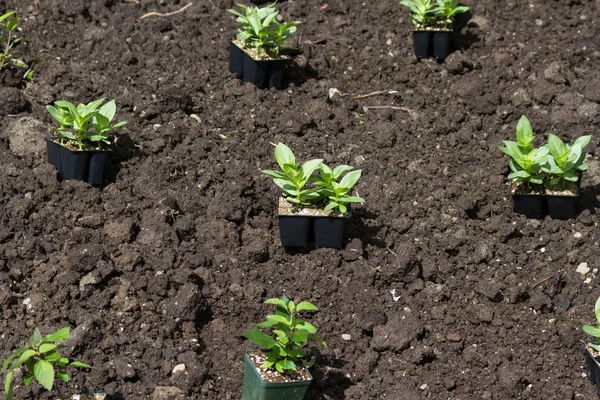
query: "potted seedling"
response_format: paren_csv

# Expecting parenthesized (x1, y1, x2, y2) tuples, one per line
(311, 164, 364, 248)
(261, 143, 323, 247)
(431, 0, 469, 59)
(400, 0, 468, 59)
(46, 98, 127, 185)
(499, 116, 548, 218)
(242, 296, 326, 400)
(583, 296, 600, 395)
(227, 3, 300, 89)
(542, 133, 591, 219)
(1, 327, 97, 400)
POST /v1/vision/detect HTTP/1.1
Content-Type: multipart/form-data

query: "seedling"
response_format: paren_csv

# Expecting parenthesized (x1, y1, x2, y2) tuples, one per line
(400, 0, 435, 28)
(1, 327, 92, 400)
(0, 11, 29, 74)
(227, 3, 300, 58)
(312, 164, 364, 215)
(261, 143, 323, 209)
(583, 296, 600, 353)
(542, 133, 591, 188)
(499, 142, 548, 188)
(433, 0, 469, 29)
(47, 98, 127, 150)
(244, 296, 326, 375)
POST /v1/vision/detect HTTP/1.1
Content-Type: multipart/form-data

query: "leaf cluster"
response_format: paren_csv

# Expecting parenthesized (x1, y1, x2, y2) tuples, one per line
(0, 12, 30, 73)
(261, 143, 364, 215)
(400, 0, 468, 29)
(499, 115, 592, 189)
(47, 98, 127, 150)
(227, 3, 300, 58)
(583, 296, 600, 352)
(2, 328, 92, 400)
(244, 296, 326, 375)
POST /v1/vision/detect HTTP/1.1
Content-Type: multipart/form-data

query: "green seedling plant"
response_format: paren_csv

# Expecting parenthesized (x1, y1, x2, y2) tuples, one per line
(433, 0, 469, 29)
(244, 296, 326, 375)
(0, 11, 29, 74)
(542, 133, 591, 188)
(312, 164, 365, 215)
(1, 327, 92, 400)
(400, 0, 435, 28)
(583, 296, 600, 353)
(261, 143, 323, 209)
(227, 3, 300, 58)
(499, 142, 548, 189)
(47, 98, 127, 150)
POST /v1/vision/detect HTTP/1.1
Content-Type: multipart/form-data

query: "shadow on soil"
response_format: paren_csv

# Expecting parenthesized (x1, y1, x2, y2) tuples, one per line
(452, 10, 480, 53)
(307, 357, 353, 400)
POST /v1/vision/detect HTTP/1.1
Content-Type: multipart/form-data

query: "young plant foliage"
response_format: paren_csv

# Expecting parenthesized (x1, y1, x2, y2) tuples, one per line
(583, 296, 600, 353)
(1, 327, 92, 400)
(244, 296, 326, 375)
(47, 98, 127, 150)
(542, 133, 591, 187)
(312, 164, 365, 215)
(399, 0, 435, 28)
(0, 11, 33, 78)
(433, 0, 469, 29)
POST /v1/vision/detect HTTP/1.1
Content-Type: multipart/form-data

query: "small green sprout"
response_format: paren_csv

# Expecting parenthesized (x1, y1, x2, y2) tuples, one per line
(244, 296, 326, 375)
(1, 327, 92, 400)
(0, 11, 29, 73)
(433, 0, 469, 29)
(400, 0, 435, 28)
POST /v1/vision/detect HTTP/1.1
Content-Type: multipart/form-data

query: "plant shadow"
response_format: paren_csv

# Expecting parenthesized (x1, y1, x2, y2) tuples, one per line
(306, 357, 353, 400)
(101, 133, 145, 187)
(346, 208, 387, 249)
(279, 59, 319, 89)
(579, 181, 600, 216)
(451, 10, 480, 53)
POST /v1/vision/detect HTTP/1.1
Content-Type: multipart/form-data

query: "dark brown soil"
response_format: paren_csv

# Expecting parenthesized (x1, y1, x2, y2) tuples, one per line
(1, 0, 600, 399)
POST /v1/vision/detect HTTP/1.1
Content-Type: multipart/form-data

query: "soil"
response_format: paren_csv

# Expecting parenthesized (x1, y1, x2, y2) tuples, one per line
(1, 0, 600, 399)
(248, 351, 311, 383)
(278, 196, 333, 217)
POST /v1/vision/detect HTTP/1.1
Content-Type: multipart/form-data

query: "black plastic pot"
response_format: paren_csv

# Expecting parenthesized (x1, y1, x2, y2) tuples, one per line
(314, 212, 351, 249)
(412, 30, 432, 59)
(241, 351, 312, 400)
(511, 193, 545, 219)
(46, 139, 111, 185)
(432, 31, 452, 59)
(228, 39, 292, 89)
(546, 194, 578, 220)
(585, 345, 600, 396)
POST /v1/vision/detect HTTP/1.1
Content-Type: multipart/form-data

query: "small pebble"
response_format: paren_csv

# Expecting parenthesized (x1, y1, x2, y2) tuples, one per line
(535, 19, 543, 26)
(420, 384, 428, 390)
(540, 248, 546, 253)
(577, 263, 590, 275)
(585, 278, 592, 284)
(574, 232, 582, 238)
(341, 334, 351, 341)
(172, 364, 186, 374)
(583, 372, 588, 378)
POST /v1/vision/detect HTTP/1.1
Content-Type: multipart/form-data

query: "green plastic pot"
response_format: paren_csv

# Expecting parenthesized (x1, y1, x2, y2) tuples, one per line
(241, 352, 312, 400)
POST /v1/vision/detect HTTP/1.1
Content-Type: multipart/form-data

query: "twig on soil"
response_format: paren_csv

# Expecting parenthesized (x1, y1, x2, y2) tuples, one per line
(362, 105, 418, 118)
(533, 276, 553, 288)
(354, 90, 398, 99)
(7, 113, 29, 117)
(386, 246, 397, 256)
(306, 38, 327, 45)
(139, 3, 192, 20)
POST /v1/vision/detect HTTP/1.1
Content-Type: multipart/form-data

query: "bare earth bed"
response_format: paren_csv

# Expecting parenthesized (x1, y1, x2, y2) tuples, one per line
(1, 0, 600, 399)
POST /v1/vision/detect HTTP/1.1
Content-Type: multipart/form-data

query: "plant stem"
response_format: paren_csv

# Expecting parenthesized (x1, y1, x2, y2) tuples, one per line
(0, 28, 12, 71)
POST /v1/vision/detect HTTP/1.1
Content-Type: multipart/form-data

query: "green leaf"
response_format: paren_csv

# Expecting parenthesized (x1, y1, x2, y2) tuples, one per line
(29, 328, 42, 347)
(584, 324, 600, 338)
(39, 343, 57, 353)
(9, 58, 27, 69)
(43, 327, 70, 343)
(573, 135, 592, 150)
(341, 195, 365, 203)
(0, 12, 16, 24)
(57, 371, 69, 383)
(69, 361, 92, 369)
(264, 298, 288, 308)
(10, 350, 37, 370)
(295, 321, 317, 334)
(44, 351, 61, 362)
(275, 359, 295, 374)
(594, 296, 600, 325)
(7, 17, 20, 31)
(266, 314, 291, 325)
(243, 328, 278, 349)
(339, 170, 362, 189)
(308, 334, 327, 347)
(296, 301, 318, 312)
(2, 346, 27, 373)
(301, 159, 323, 182)
(256, 320, 279, 328)
(4, 371, 14, 400)
(98, 100, 116, 120)
(33, 359, 54, 390)
(274, 143, 295, 170)
(86, 98, 105, 114)
(23, 375, 33, 387)
(515, 115, 534, 152)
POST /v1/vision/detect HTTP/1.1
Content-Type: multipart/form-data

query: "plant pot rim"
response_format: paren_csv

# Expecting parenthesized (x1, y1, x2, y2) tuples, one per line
(276, 195, 352, 218)
(245, 350, 313, 386)
(228, 38, 292, 63)
(46, 137, 112, 153)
